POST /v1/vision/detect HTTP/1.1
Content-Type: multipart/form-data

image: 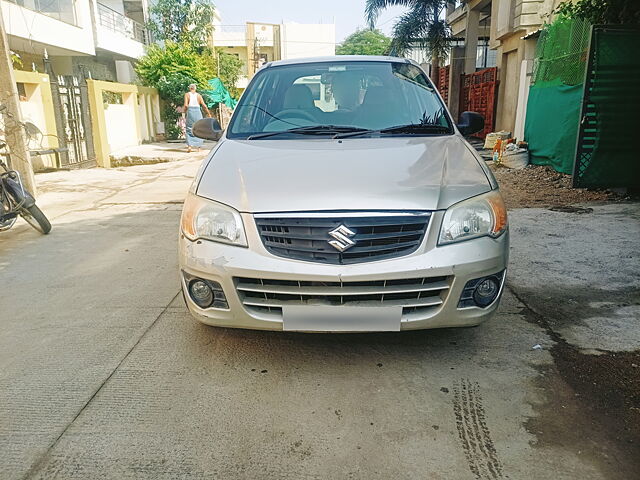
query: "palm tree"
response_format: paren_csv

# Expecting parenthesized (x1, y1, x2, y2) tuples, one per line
(365, 0, 452, 78)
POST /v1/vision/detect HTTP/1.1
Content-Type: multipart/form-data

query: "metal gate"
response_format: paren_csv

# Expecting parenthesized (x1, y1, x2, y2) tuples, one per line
(573, 25, 640, 188)
(54, 76, 96, 168)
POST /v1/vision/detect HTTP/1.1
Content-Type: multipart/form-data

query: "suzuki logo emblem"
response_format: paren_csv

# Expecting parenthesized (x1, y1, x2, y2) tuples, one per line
(328, 225, 356, 252)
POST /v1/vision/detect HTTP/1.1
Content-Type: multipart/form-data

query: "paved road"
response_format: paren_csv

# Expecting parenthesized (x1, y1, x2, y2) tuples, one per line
(1, 159, 638, 479)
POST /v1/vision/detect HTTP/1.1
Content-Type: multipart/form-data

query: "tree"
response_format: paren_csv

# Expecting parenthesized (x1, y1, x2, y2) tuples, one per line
(337, 29, 392, 56)
(147, 0, 216, 48)
(135, 42, 243, 138)
(215, 49, 243, 99)
(555, 0, 640, 24)
(140, 0, 243, 137)
(365, 0, 452, 76)
(135, 42, 215, 138)
(136, 42, 215, 102)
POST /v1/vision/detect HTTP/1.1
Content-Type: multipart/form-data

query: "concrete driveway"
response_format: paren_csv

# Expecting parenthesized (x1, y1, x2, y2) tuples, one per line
(0, 158, 638, 479)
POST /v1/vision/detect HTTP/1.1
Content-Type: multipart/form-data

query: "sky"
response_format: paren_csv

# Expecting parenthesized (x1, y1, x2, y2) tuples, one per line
(213, 0, 408, 43)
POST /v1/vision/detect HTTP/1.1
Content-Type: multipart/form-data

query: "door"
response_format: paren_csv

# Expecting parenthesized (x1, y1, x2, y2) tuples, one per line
(55, 76, 96, 168)
(499, 51, 519, 133)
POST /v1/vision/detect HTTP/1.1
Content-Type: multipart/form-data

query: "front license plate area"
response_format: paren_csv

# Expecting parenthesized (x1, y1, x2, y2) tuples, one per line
(282, 305, 402, 332)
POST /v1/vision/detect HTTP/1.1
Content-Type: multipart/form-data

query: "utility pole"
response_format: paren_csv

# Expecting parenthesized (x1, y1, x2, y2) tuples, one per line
(0, 6, 36, 195)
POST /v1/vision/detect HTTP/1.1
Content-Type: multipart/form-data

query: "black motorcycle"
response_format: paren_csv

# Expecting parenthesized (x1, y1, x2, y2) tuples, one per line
(0, 146, 51, 234)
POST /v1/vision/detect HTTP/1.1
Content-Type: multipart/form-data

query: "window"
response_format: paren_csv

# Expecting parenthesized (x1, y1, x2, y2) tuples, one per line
(10, 0, 77, 25)
(476, 38, 497, 69)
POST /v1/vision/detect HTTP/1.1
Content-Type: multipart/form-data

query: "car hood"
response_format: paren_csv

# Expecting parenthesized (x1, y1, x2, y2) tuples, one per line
(196, 136, 491, 212)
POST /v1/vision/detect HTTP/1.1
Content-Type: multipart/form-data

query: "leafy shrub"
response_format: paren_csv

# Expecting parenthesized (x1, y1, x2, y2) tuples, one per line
(135, 42, 217, 139)
(134, 22, 244, 138)
(135, 42, 215, 103)
(162, 103, 183, 139)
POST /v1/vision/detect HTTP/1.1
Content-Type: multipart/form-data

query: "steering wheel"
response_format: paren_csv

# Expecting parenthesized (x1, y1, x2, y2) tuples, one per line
(273, 109, 317, 123)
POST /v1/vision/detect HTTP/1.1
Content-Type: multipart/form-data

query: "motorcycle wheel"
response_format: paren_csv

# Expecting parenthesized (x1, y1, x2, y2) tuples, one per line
(21, 204, 51, 234)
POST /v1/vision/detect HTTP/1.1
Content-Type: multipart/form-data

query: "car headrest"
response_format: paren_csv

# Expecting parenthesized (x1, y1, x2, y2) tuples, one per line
(283, 84, 315, 109)
(362, 86, 387, 106)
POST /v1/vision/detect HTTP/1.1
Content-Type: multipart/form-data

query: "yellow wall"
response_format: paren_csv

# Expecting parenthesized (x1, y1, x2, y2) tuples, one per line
(87, 80, 159, 168)
(14, 70, 58, 171)
(11, 74, 158, 170)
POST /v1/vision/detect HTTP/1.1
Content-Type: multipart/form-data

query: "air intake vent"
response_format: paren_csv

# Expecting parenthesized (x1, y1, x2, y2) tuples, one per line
(235, 276, 450, 318)
(255, 213, 430, 264)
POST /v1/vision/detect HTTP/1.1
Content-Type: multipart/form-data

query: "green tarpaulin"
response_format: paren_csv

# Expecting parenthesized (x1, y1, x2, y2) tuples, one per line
(202, 78, 237, 109)
(524, 17, 590, 175)
(573, 26, 640, 188)
(524, 82, 584, 174)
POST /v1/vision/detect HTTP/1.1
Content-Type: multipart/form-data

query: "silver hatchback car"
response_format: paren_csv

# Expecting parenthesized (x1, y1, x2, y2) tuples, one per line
(179, 56, 508, 332)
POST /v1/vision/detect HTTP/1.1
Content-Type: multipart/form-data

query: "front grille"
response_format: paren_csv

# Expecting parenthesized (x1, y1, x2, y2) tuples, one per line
(255, 214, 430, 264)
(235, 276, 450, 319)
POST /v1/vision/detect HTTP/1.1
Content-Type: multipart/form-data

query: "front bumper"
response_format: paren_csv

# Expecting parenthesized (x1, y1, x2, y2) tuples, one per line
(178, 211, 509, 332)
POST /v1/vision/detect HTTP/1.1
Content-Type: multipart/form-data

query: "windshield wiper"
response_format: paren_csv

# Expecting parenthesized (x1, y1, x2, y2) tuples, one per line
(334, 123, 451, 139)
(247, 125, 370, 140)
(381, 123, 451, 134)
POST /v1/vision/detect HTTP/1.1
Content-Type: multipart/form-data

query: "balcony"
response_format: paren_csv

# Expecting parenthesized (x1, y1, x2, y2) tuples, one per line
(212, 23, 280, 50)
(6, 0, 77, 25)
(97, 3, 149, 45)
(95, 2, 148, 59)
(1, 0, 95, 55)
(213, 25, 247, 47)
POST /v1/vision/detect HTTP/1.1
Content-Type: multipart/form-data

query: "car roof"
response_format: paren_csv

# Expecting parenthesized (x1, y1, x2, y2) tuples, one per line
(265, 55, 417, 68)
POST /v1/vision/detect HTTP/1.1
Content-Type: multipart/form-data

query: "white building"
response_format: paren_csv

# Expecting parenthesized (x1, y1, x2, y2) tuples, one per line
(212, 16, 335, 89)
(1, 0, 150, 81)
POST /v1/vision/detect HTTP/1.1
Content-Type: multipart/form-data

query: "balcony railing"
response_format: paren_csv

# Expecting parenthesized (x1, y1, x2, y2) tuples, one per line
(97, 3, 149, 44)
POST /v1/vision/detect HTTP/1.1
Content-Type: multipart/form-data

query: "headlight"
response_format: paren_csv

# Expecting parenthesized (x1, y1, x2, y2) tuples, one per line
(180, 194, 247, 246)
(439, 190, 507, 245)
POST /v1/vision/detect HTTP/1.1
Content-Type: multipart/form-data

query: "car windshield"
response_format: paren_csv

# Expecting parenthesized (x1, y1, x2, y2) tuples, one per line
(228, 60, 453, 139)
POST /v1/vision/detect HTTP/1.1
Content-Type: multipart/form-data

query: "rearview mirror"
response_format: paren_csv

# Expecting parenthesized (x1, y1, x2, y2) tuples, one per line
(193, 117, 224, 141)
(457, 111, 485, 136)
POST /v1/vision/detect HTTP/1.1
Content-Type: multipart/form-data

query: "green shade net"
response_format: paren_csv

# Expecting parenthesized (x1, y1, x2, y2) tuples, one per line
(525, 81, 583, 174)
(524, 17, 590, 174)
(574, 27, 640, 188)
(202, 78, 237, 109)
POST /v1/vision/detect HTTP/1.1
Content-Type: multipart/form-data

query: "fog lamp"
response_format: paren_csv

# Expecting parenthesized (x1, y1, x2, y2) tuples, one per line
(189, 280, 214, 308)
(184, 273, 229, 310)
(473, 278, 499, 307)
(458, 270, 505, 308)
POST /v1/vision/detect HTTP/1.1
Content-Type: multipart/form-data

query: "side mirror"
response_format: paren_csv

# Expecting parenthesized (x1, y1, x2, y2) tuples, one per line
(192, 117, 224, 141)
(457, 111, 485, 136)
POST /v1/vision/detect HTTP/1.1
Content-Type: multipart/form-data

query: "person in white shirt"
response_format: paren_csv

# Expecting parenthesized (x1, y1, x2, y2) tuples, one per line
(183, 83, 211, 152)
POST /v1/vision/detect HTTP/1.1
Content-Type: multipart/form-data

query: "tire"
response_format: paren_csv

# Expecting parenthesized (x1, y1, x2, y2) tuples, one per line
(21, 204, 51, 234)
